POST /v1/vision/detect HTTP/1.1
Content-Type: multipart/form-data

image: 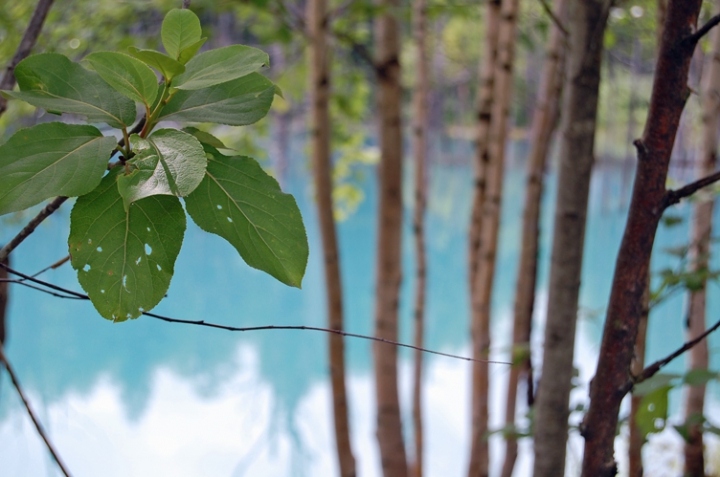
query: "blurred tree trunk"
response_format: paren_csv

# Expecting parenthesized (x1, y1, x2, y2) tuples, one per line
(683, 5, 720, 474)
(410, 0, 429, 475)
(306, 0, 356, 475)
(467, 0, 520, 476)
(373, 0, 407, 475)
(0, 257, 7, 346)
(532, 2, 611, 476)
(500, 1, 567, 476)
(628, 279, 649, 477)
(581, 2, 706, 475)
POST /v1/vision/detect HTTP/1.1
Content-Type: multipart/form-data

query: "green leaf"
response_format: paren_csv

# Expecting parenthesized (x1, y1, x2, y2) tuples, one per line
(635, 385, 672, 439)
(0, 122, 117, 215)
(159, 73, 275, 126)
(117, 129, 207, 208)
(162, 8, 202, 61)
(683, 369, 719, 386)
(178, 38, 207, 65)
(84, 52, 159, 106)
(127, 47, 185, 81)
(173, 45, 269, 90)
(69, 169, 186, 321)
(662, 215, 684, 227)
(182, 127, 229, 149)
(2, 53, 136, 128)
(184, 146, 308, 287)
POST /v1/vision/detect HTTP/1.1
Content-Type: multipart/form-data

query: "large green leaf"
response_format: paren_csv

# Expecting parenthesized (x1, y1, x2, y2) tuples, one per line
(0, 122, 116, 215)
(159, 73, 275, 126)
(69, 169, 186, 321)
(162, 8, 202, 61)
(117, 129, 207, 207)
(2, 53, 136, 129)
(84, 52, 159, 106)
(172, 45, 269, 90)
(127, 47, 185, 81)
(184, 146, 308, 287)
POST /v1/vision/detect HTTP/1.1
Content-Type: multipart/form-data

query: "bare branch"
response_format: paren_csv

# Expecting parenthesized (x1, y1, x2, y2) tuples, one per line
(0, 196, 68, 263)
(0, 278, 83, 299)
(0, 264, 513, 366)
(685, 13, 720, 46)
(182, 0, 191, 8)
(662, 169, 720, 210)
(0, 0, 55, 116)
(0, 343, 72, 477)
(537, 0, 568, 37)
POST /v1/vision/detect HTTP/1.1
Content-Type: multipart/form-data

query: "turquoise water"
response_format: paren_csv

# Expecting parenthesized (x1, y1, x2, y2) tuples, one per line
(0, 148, 718, 476)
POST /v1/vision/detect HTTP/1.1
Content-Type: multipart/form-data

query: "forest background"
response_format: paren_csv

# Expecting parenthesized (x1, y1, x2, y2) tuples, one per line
(1, 0, 720, 476)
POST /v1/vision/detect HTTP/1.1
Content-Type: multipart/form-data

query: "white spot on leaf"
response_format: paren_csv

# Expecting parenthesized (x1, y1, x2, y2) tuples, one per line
(145, 244, 152, 255)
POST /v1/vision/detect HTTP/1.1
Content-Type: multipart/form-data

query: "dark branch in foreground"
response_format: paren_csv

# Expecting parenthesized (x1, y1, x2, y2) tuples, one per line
(661, 169, 720, 210)
(685, 13, 720, 45)
(0, 343, 72, 477)
(0, 264, 512, 366)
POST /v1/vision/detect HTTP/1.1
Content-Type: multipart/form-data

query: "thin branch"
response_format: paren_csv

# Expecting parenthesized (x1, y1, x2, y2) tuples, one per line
(685, 13, 720, 46)
(0, 264, 512, 366)
(537, 0, 568, 37)
(0, 0, 55, 116)
(661, 169, 720, 210)
(182, 0, 191, 8)
(0, 279, 83, 299)
(0, 196, 68, 263)
(0, 343, 72, 477)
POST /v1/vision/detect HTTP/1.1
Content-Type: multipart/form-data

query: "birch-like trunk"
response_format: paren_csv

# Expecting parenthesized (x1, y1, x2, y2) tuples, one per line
(500, 1, 567, 476)
(628, 279, 649, 477)
(467, 1, 520, 476)
(532, 1, 611, 476)
(410, 0, 429, 474)
(683, 6, 720, 473)
(306, 0, 356, 475)
(373, 0, 407, 475)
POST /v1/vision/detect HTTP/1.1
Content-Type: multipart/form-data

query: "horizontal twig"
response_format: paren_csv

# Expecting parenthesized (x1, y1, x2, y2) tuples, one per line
(685, 13, 720, 45)
(662, 169, 720, 210)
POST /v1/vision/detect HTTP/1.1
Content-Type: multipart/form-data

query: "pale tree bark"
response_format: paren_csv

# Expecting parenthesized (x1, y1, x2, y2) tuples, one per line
(581, 2, 709, 475)
(306, 0, 356, 475)
(410, 0, 429, 475)
(467, 0, 520, 476)
(532, 1, 611, 476)
(684, 6, 720, 474)
(500, 1, 567, 476)
(373, 0, 407, 475)
(628, 278, 649, 477)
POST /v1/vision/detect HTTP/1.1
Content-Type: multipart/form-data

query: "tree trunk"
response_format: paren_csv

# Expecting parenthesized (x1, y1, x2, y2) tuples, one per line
(532, 2, 611, 476)
(467, 0, 520, 476)
(373, 0, 407, 475)
(683, 5, 720, 474)
(306, 1, 357, 476)
(410, 0, 429, 475)
(0, 256, 7, 346)
(628, 278, 649, 477)
(500, 1, 567, 476)
(581, 2, 704, 475)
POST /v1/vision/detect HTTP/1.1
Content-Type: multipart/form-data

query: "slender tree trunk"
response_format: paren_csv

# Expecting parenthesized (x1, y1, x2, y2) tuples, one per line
(628, 278, 650, 477)
(410, 0, 429, 475)
(532, 2, 611, 476)
(373, 0, 407, 475)
(500, 1, 566, 476)
(307, 1, 356, 475)
(0, 257, 7, 346)
(581, 3, 705, 475)
(467, 1, 520, 476)
(683, 6, 720, 473)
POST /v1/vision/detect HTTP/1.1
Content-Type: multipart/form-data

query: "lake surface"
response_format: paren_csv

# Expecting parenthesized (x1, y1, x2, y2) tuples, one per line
(1, 145, 718, 476)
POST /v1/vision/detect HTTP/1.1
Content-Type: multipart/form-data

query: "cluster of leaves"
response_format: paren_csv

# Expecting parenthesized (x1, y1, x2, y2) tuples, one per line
(0, 8, 308, 322)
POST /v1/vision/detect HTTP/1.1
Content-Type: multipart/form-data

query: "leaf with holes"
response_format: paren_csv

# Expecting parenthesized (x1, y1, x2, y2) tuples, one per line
(2, 53, 136, 129)
(0, 122, 117, 215)
(635, 385, 672, 440)
(69, 169, 186, 321)
(162, 8, 202, 61)
(159, 73, 275, 126)
(84, 52, 159, 105)
(127, 47, 185, 81)
(184, 145, 308, 287)
(172, 45, 269, 90)
(117, 129, 207, 208)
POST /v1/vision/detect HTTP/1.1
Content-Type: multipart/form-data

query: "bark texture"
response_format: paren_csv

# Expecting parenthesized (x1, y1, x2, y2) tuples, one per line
(500, 1, 567, 476)
(410, 0, 429, 474)
(683, 8, 720, 474)
(373, 0, 407, 475)
(628, 279, 649, 477)
(467, 0, 520, 475)
(581, 2, 704, 475)
(307, 0, 356, 475)
(532, 2, 611, 476)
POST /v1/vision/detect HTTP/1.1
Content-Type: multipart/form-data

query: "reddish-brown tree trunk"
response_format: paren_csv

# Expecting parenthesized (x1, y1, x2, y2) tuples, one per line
(500, 1, 566, 476)
(581, 2, 706, 475)
(628, 279, 649, 477)
(373, 0, 407, 475)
